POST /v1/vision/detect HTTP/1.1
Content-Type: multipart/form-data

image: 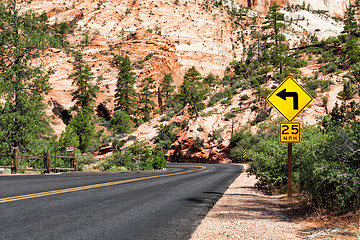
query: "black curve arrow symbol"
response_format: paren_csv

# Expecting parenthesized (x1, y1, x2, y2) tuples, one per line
(276, 89, 299, 110)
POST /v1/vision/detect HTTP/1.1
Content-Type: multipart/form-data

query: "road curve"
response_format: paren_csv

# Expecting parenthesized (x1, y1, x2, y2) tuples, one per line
(0, 163, 243, 240)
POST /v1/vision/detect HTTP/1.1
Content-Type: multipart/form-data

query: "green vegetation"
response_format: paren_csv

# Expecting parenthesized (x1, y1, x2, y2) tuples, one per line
(154, 123, 179, 151)
(113, 55, 137, 115)
(0, 0, 170, 171)
(100, 141, 166, 171)
(0, 0, 57, 153)
(159, 73, 175, 113)
(65, 51, 100, 152)
(138, 77, 156, 122)
(263, 2, 288, 74)
(191, 137, 204, 150)
(108, 111, 133, 134)
(176, 67, 210, 116)
(229, 2, 360, 212)
(231, 103, 360, 214)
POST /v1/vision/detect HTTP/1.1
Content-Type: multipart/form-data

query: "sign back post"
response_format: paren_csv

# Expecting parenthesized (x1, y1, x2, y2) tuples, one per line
(267, 76, 313, 199)
(288, 143, 292, 199)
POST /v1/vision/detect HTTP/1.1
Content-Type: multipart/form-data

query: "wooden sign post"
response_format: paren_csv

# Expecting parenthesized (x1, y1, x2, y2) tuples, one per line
(267, 76, 313, 199)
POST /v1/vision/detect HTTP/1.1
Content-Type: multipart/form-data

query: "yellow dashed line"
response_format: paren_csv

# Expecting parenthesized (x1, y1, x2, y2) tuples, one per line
(0, 166, 206, 203)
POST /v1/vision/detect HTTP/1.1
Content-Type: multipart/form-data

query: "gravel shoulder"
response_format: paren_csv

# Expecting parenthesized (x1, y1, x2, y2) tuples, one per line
(191, 164, 358, 240)
(191, 164, 301, 240)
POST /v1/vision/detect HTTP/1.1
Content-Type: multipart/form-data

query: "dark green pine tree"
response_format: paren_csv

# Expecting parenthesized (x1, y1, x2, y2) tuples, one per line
(138, 77, 156, 122)
(68, 51, 100, 152)
(263, 2, 288, 74)
(69, 51, 100, 114)
(159, 73, 175, 112)
(183, 66, 202, 82)
(0, 0, 53, 150)
(343, 0, 360, 37)
(203, 72, 219, 88)
(179, 67, 209, 116)
(113, 55, 137, 115)
(342, 0, 360, 67)
(109, 110, 133, 135)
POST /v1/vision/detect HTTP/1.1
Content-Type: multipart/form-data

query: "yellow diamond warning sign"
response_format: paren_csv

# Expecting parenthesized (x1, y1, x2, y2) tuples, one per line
(279, 123, 300, 143)
(267, 76, 313, 122)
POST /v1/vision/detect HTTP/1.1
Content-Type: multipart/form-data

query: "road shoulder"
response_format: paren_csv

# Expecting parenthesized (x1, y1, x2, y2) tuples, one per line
(191, 164, 300, 240)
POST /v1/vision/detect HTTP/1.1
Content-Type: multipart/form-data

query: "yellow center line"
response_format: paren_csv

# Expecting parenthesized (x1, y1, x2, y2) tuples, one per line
(0, 165, 206, 203)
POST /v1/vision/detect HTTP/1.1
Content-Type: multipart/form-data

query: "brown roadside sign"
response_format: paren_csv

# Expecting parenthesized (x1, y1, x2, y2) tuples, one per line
(65, 146, 75, 152)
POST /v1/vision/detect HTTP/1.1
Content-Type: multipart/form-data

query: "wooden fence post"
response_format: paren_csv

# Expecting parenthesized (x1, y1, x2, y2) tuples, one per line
(10, 147, 14, 174)
(74, 153, 77, 171)
(54, 146, 57, 173)
(43, 151, 46, 174)
(70, 153, 73, 169)
(14, 147, 18, 174)
(46, 151, 50, 174)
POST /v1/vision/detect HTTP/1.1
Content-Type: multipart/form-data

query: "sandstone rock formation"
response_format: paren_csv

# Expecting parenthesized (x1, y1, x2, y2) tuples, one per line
(19, 0, 355, 163)
(235, 0, 351, 17)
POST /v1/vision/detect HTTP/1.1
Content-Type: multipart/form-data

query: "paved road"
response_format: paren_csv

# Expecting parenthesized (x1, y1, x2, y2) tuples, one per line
(0, 163, 243, 240)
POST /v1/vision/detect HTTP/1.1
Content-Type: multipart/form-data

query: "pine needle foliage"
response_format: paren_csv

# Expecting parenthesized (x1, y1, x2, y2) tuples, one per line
(0, 0, 55, 151)
(138, 76, 156, 122)
(69, 51, 100, 114)
(67, 51, 100, 152)
(113, 55, 137, 115)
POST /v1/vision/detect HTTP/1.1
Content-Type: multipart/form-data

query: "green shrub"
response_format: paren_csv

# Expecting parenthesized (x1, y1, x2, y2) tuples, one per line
(224, 112, 236, 121)
(319, 63, 338, 73)
(253, 110, 268, 125)
(154, 123, 178, 150)
(109, 111, 133, 134)
(191, 137, 204, 149)
(160, 112, 175, 122)
(144, 52, 154, 61)
(240, 94, 249, 101)
(101, 141, 167, 171)
(230, 129, 264, 162)
(288, 58, 308, 68)
(246, 122, 360, 214)
(151, 151, 167, 170)
(304, 79, 320, 97)
(317, 49, 337, 63)
(212, 129, 223, 142)
(197, 127, 204, 132)
(320, 80, 334, 91)
(208, 89, 230, 107)
(338, 80, 355, 99)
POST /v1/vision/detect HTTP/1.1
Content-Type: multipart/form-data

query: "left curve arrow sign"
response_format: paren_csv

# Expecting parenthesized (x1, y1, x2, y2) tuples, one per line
(276, 89, 299, 110)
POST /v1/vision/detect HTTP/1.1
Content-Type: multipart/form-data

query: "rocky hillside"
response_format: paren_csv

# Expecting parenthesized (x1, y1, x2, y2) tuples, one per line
(22, 0, 357, 163)
(236, 0, 351, 17)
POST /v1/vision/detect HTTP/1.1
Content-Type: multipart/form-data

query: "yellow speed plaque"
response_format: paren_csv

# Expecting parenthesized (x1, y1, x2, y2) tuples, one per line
(279, 122, 300, 143)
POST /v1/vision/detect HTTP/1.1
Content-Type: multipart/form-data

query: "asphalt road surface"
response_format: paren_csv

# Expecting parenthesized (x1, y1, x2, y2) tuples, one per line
(0, 163, 244, 240)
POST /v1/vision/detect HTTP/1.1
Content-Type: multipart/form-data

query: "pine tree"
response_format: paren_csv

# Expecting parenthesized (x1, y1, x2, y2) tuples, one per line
(59, 124, 80, 151)
(113, 55, 137, 115)
(68, 113, 95, 152)
(0, 0, 53, 150)
(343, 36, 360, 66)
(183, 66, 202, 82)
(263, 2, 288, 74)
(343, 0, 360, 37)
(109, 111, 133, 134)
(203, 72, 219, 88)
(179, 67, 209, 116)
(159, 73, 175, 112)
(138, 77, 156, 122)
(69, 51, 100, 114)
(68, 51, 100, 152)
(342, 0, 360, 66)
